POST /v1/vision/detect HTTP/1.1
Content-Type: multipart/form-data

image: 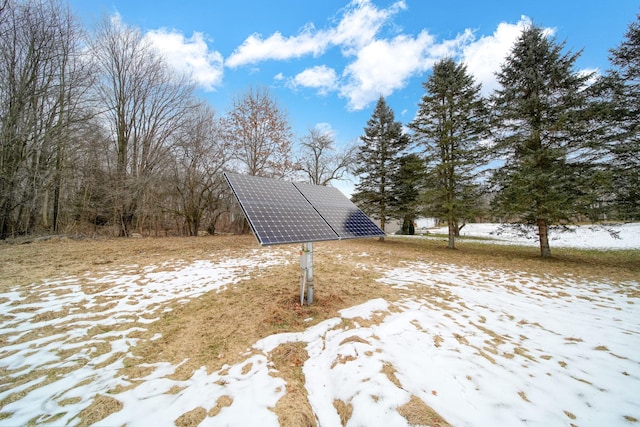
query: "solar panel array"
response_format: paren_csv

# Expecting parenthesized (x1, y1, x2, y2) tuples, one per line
(225, 173, 385, 246)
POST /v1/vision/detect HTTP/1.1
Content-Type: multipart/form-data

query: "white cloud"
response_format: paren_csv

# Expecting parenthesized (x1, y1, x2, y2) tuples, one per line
(340, 29, 473, 110)
(224, 0, 483, 111)
(314, 122, 337, 138)
(224, 6, 557, 111)
(225, 27, 326, 68)
(291, 65, 338, 95)
(578, 67, 601, 88)
(144, 29, 224, 91)
(109, 11, 125, 27)
(461, 16, 535, 95)
(225, 0, 406, 68)
(328, 0, 407, 56)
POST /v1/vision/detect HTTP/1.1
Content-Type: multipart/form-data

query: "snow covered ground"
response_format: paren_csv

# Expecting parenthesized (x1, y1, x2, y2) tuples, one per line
(0, 226, 638, 426)
(422, 222, 640, 250)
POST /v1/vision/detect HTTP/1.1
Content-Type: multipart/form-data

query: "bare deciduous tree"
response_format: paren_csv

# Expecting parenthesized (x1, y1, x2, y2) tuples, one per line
(48, 4, 95, 233)
(226, 86, 294, 177)
(297, 127, 355, 186)
(170, 102, 232, 236)
(0, 0, 90, 238)
(91, 14, 195, 236)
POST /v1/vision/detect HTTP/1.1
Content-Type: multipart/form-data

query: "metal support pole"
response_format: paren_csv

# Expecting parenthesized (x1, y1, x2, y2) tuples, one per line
(300, 242, 314, 305)
(299, 244, 306, 306)
(306, 241, 314, 304)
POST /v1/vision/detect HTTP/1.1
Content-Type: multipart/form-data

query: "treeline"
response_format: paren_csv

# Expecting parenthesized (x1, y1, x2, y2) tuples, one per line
(353, 19, 639, 257)
(0, 0, 355, 239)
(1, 0, 638, 255)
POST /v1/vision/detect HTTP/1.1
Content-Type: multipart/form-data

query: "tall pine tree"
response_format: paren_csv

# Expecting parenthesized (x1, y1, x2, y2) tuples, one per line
(490, 25, 594, 257)
(352, 96, 409, 239)
(410, 58, 488, 249)
(606, 14, 640, 220)
(388, 153, 426, 235)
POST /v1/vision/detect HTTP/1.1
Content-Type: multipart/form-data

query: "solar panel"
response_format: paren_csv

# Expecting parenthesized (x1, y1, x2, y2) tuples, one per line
(224, 173, 385, 246)
(293, 182, 386, 240)
(224, 173, 338, 245)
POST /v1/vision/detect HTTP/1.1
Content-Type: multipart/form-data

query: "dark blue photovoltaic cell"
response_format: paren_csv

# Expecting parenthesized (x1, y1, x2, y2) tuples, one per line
(293, 182, 385, 239)
(224, 173, 385, 246)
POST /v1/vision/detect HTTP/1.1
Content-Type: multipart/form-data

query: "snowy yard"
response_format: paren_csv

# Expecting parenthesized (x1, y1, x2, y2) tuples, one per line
(0, 225, 638, 426)
(424, 222, 640, 250)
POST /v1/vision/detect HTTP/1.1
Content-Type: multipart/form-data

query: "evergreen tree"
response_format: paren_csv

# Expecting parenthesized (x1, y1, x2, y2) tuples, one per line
(490, 25, 595, 257)
(410, 58, 488, 249)
(389, 153, 426, 235)
(605, 14, 640, 220)
(352, 96, 409, 239)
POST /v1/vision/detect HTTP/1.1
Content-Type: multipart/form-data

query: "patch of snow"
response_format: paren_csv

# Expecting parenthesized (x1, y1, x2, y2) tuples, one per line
(425, 222, 640, 249)
(99, 354, 285, 427)
(0, 247, 293, 426)
(0, 232, 638, 426)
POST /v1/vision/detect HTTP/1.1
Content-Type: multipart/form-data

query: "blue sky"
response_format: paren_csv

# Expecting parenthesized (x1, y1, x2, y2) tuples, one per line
(69, 0, 638, 190)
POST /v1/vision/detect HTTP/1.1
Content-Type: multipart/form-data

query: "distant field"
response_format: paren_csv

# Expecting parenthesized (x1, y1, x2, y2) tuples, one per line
(0, 235, 638, 426)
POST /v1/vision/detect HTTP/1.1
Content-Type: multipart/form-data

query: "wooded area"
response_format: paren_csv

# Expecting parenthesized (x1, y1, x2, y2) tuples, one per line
(1, 0, 638, 258)
(0, 0, 354, 239)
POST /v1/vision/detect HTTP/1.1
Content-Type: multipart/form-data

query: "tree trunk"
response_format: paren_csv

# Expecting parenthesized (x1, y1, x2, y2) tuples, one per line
(0, 200, 10, 240)
(52, 182, 60, 233)
(120, 212, 133, 237)
(537, 218, 551, 258)
(447, 216, 456, 249)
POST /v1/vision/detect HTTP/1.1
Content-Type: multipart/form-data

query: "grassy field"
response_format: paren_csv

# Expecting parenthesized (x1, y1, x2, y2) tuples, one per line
(0, 234, 638, 425)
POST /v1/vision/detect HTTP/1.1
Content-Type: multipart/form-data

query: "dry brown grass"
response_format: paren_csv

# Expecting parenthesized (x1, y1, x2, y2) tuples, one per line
(1, 234, 638, 425)
(333, 399, 353, 426)
(270, 342, 316, 427)
(75, 394, 123, 427)
(208, 395, 233, 417)
(0, 235, 253, 293)
(174, 407, 207, 427)
(397, 395, 451, 427)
